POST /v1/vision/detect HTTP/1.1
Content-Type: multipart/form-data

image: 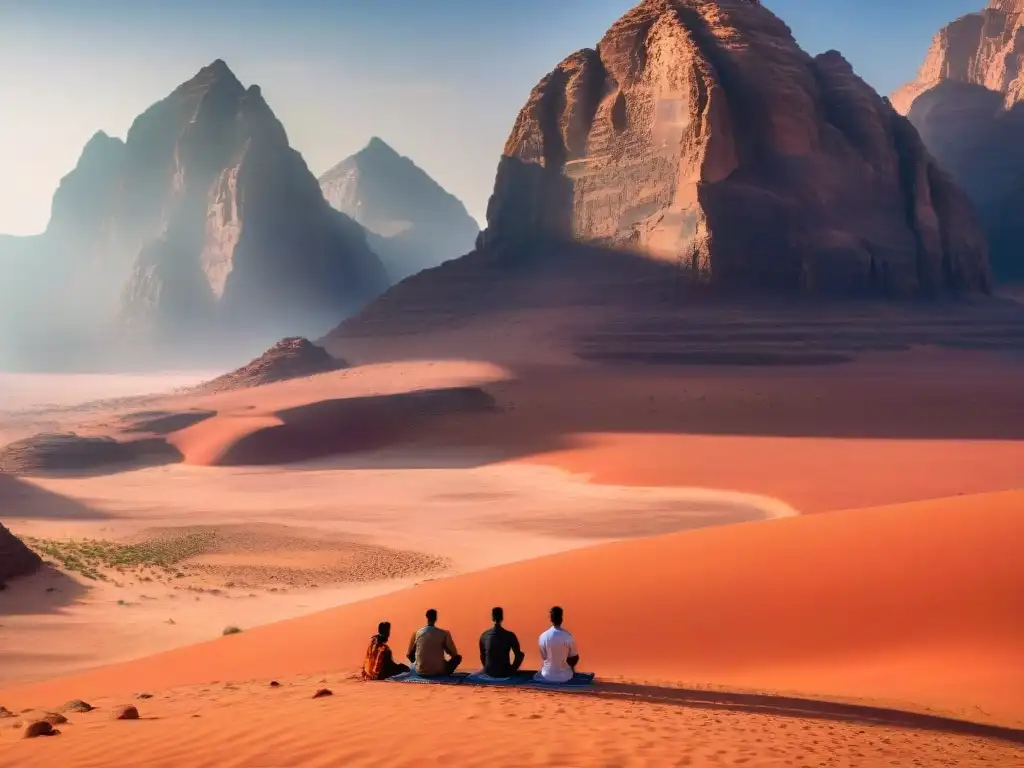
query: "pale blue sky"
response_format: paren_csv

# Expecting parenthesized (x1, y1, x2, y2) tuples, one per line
(0, 0, 981, 235)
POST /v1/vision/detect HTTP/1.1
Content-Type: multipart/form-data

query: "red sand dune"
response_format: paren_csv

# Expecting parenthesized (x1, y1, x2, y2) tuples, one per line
(516, 432, 1024, 512)
(4, 490, 1022, 728)
(156, 356, 1023, 511)
(168, 386, 495, 466)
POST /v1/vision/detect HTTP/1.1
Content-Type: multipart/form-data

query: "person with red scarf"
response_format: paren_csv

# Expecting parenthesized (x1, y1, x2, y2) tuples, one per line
(362, 621, 409, 680)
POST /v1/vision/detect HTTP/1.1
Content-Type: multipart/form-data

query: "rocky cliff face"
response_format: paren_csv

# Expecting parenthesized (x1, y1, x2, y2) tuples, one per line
(0, 61, 388, 368)
(480, 0, 991, 296)
(319, 138, 479, 283)
(0, 132, 128, 368)
(892, 0, 1024, 281)
(0, 521, 41, 584)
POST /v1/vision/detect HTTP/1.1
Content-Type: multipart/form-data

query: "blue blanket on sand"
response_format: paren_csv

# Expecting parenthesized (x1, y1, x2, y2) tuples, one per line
(388, 670, 596, 690)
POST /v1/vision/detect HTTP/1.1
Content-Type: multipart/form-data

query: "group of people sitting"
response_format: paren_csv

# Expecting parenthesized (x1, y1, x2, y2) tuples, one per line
(362, 605, 580, 683)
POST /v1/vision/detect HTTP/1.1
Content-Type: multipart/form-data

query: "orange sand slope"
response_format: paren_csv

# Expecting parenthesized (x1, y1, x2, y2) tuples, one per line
(3, 674, 1020, 768)
(5, 490, 1022, 729)
(519, 432, 1024, 512)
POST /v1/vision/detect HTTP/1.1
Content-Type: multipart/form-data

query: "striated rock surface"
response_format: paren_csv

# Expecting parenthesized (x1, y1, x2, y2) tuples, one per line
(892, 0, 1024, 281)
(479, 0, 990, 296)
(319, 138, 480, 283)
(114, 61, 389, 341)
(0, 61, 389, 368)
(200, 336, 346, 392)
(891, 0, 1024, 114)
(0, 520, 42, 583)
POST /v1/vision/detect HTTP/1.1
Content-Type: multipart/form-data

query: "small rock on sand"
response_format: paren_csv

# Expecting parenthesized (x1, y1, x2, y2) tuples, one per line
(112, 705, 140, 720)
(23, 720, 59, 738)
(269, 681, 280, 687)
(136, 693, 153, 700)
(0, 705, 14, 718)
(312, 689, 333, 699)
(61, 699, 94, 713)
(42, 712, 68, 725)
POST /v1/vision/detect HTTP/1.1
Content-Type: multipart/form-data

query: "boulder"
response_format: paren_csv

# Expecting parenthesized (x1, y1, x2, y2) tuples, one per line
(23, 720, 59, 741)
(22, 720, 58, 739)
(0, 521, 42, 583)
(60, 699, 94, 713)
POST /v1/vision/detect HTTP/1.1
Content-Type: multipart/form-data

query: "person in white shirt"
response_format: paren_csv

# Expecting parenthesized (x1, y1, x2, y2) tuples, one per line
(535, 605, 579, 683)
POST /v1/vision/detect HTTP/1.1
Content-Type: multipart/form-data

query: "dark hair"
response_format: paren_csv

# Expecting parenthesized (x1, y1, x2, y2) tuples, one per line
(491, 606, 504, 622)
(377, 621, 391, 636)
(550, 606, 564, 626)
(426, 608, 438, 624)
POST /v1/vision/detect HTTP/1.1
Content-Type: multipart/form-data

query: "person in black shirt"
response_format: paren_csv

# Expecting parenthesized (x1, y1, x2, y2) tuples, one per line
(479, 606, 525, 678)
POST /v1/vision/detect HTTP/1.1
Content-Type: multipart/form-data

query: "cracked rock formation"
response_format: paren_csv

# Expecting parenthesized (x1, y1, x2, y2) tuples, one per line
(479, 0, 991, 296)
(0, 61, 389, 368)
(0, 521, 41, 584)
(200, 336, 346, 392)
(320, 138, 480, 283)
(892, 0, 1024, 281)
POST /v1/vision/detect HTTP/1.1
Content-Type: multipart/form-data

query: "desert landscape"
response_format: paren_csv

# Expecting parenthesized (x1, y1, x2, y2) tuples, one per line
(2, 0, 1024, 766)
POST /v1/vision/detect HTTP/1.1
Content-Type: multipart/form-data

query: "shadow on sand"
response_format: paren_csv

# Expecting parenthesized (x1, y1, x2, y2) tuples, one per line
(581, 681, 1024, 746)
(213, 387, 496, 466)
(0, 472, 108, 520)
(0, 564, 90, 616)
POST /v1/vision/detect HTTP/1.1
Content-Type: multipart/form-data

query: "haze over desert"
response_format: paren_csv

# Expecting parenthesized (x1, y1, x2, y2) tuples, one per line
(3, 0, 1024, 766)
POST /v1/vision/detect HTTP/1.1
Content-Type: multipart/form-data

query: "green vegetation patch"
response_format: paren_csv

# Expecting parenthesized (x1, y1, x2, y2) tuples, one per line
(22, 530, 216, 581)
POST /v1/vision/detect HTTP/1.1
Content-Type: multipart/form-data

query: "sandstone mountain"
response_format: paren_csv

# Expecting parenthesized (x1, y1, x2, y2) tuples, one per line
(326, 0, 1005, 366)
(476, 0, 991, 296)
(0, 521, 41, 584)
(892, 0, 1024, 282)
(319, 138, 479, 283)
(0, 61, 388, 369)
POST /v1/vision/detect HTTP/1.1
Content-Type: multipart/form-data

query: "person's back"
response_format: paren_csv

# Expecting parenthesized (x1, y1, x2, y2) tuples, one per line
(408, 608, 462, 676)
(362, 621, 409, 680)
(536, 605, 579, 683)
(479, 606, 525, 678)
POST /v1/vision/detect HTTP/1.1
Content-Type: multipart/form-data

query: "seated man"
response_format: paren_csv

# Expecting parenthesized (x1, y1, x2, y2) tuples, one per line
(407, 608, 462, 677)
(362, 621, 410, 680)
(479, 606, 525, 678)
(535, 605, 579, 683)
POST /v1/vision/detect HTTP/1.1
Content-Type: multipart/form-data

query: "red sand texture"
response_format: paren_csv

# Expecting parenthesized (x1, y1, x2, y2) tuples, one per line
(4, 491, 1022, 728)
(1, 356, 1021, 765)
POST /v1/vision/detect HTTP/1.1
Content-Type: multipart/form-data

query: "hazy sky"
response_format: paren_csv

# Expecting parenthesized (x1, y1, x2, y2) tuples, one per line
(0, 0, 982, 236)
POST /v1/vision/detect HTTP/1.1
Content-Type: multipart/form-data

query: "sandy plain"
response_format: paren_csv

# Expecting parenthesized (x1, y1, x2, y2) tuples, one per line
(1, 343, 1022, 766)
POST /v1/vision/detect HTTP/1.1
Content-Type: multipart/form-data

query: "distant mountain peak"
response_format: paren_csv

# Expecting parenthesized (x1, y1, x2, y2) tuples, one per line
(319, 139, 480, 282)
(203, 58, 236, 78)
(362, 136, 398, 156)
(178, 58, 244, 95)
(82, 130, 124, 153)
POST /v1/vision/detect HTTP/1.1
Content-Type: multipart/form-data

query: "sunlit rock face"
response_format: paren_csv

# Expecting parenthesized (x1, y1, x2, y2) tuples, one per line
(481, 0, 991, 296)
